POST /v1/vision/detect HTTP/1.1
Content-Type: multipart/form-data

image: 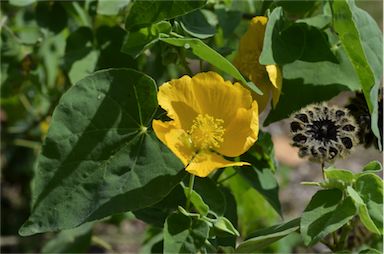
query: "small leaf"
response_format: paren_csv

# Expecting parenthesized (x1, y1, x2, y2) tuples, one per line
(354, 174, 383, 234)
(125, 0, 206, 31)
(322, 167, 355, 190)
(182, 185, 209, 216)
(214, 217, 240, 237)
(163, 212, 210, 253)
(301, 189, 356, 246)
(19, 69, 184, 236)
(41, 223, 93, 253)
(180, 9, 216, 39)
(362, 160, 382, 173)
(121, 22, 172, 58)
(346, 186, 380, 234)
(236, 218, 300, 253)
(159, 37, 262, 95)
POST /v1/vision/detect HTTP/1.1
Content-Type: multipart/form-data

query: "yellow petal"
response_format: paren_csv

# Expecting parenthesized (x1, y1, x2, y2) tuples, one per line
(249, 81, 271, 112)
(233, 17, 268, 83)
(186, 152, 250, 177)
(233, 16, 275, 112)
(266, 65, 283, 107)
(157, 76, 200, 130)
(152, 120, 194, 165)
(158, 72, 254, 129)
(218, 101, 259, 157)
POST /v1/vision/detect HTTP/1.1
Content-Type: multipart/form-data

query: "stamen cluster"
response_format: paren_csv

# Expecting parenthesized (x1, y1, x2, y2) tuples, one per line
(290, 103, 359, 162)
(188, 114, 225, 151)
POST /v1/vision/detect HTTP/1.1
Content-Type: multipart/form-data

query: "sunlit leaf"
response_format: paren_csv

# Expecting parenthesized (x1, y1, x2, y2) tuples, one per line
(354, 174, 383, 234)
(160, 37, 262, 95)
(19, 69, 184, 236)
(301, 189, 356, 246)
(236, 218, 300, 252)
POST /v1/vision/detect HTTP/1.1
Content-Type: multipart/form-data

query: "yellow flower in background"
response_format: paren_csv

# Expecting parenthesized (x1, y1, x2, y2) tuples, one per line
(153, 72, 259, 177)
(233, 16, 282, 112)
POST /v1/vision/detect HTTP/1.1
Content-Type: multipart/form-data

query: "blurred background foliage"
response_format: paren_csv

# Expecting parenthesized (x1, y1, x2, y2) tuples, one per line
(1, 0, 382, 253)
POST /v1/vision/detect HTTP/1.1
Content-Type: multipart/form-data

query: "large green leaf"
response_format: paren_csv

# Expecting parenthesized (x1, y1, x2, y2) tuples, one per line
(282, 22, 361, 90)
(133, 184, 186, 228)
(300, 189, 356, 246)
(354, 174, 383, 234)
(19, 69, 184, 236)
(239, 133, 281, 216)
(236, 218, 300, 253)
(260, 7, 336, 65)
(194, 177, 226, 217)
(125, 0, 206, 31)
(41, 223, 93, 253)
(264, 79, 347, 126)
(215, 187, 238, 248)
(224, 168, 279, 236)
(332, 0, 383, 144)
(163, 212, 210, 253)
(160, 37, 262, 95)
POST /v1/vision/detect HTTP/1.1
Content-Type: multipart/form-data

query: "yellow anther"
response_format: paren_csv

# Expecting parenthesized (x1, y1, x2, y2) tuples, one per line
(188, 114, 225, 151)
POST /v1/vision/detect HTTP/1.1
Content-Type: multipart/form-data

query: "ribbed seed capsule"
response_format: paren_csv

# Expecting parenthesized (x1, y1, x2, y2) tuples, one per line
(290, 103, 359, 163)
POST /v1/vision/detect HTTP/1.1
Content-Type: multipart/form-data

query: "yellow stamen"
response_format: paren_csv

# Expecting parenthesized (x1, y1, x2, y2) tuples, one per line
(188, 114, 225, 151)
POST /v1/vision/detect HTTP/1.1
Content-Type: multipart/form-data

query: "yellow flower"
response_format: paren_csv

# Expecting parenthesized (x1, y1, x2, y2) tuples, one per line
(233, 16, 282, 112)
(152, 72, 259, 177)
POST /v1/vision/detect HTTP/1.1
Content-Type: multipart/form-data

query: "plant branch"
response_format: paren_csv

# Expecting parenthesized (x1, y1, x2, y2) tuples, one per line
(185, 174, 195, 211)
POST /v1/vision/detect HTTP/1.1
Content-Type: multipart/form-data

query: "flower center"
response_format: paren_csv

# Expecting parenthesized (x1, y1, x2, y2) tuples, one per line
(188, 114, 225, 151)
(308, 119, 338, 143)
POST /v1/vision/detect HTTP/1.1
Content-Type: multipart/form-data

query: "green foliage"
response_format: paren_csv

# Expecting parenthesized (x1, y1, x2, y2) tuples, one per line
(2, 0, 382, 253)
(236, 218, 300, 252)
(125, 0, 206, 31)
(300, 189, 356, 246)
(239, 132, 281, 215)
(163, 212, 210, 253)
(332, 0, 383, 146)
(121, 21, 172, 58)
(41, 223, 93, 253)
(160, 37, 263, 95)
(19, 69, 184, 236)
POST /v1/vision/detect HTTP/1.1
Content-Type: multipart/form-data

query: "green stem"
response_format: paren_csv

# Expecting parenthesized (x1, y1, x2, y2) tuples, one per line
(335, 224, 351, 251)
(321, 161, 326, 180)
(185, 174, 195, 211)
(217, 171, 238, 184)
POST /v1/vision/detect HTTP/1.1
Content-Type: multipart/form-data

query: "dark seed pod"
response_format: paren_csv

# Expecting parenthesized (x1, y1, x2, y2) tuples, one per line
(346, 91, 383, 149)
(289, 103, 359, 163)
